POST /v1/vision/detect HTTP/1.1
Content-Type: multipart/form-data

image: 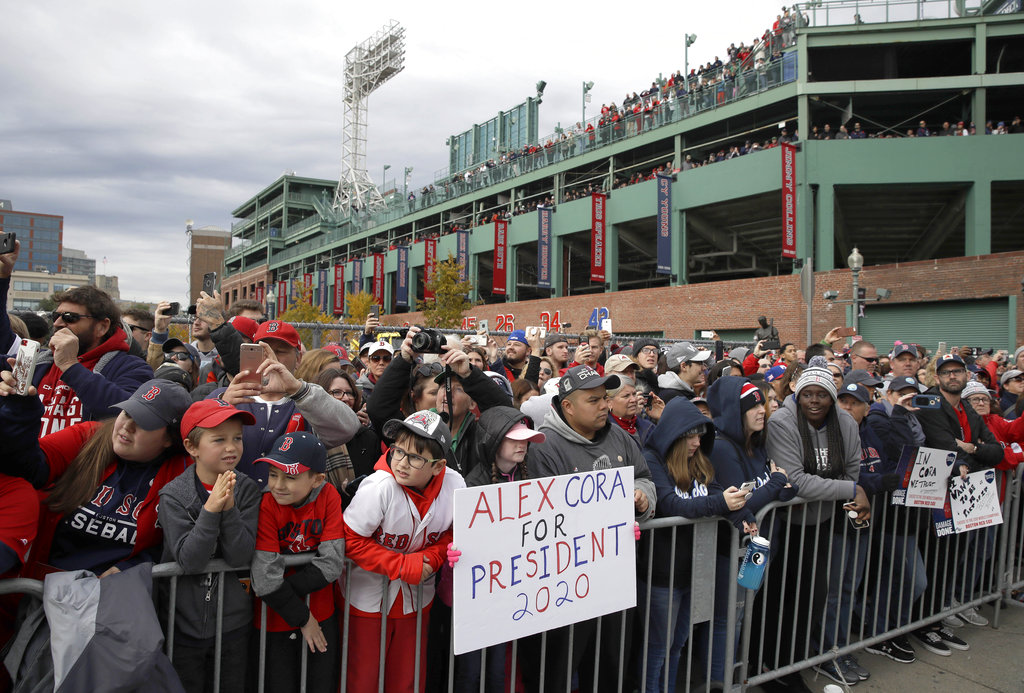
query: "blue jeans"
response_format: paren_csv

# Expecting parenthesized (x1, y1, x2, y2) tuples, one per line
(870, 532, 928, 634)
(638, 581, 691, 693)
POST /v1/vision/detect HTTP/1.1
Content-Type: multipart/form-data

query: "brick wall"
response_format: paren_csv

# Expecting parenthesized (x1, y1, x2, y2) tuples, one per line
(384, 250, 1024, 346)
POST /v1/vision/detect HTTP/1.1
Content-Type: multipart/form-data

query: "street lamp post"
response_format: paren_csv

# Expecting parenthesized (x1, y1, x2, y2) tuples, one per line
(267, 286, 277, 320)
(403, 167, 413, 197)
(848, 246, 864, 333)
(684, 34, 698, 85)
(582, 81, 594, 126)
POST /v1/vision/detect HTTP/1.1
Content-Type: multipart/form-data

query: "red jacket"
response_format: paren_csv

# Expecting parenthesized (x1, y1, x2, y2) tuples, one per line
(25, 421, 189, 580)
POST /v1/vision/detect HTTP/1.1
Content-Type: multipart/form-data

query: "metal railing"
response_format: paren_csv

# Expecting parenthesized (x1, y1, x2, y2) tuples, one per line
(794, 0, 985, 27)
(3, 464, 1019, 692)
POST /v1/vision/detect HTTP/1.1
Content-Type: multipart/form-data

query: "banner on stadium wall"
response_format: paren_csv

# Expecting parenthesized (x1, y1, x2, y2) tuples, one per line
(591, 193, 606, 282)
(372, 253, 385, 307)
(396, 245, 409, 308)
(655, 173, 672, 275)
(303, 273, 313, 306)
(424, 238, 438, 300)
(451, 468, 636, 655)
(351, 258, 363, 296)
(277, 280, 287, 315)
(538, 207, 552, 289)
(891, 446, 956, 509)
(333, 264, 345, 315)
(781, 142, 797, 259)
(318, 269, 328, 312)
(456, 229, 469, 282)
(493, 220, 507, 295)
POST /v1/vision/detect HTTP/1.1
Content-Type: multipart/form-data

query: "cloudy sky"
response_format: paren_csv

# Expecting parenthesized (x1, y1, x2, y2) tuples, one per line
(0, 1, 777, 304)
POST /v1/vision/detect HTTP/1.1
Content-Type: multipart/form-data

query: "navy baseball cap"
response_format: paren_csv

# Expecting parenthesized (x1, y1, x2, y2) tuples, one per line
(887, 375, 923, 393)
(112, 379, 192, 431)
(255, 432, 327, 474)
(838, 382, 871, 403)
(845, 369, 883, 388)
(936, 353, 966, 371)
(891, 343, 918, 359)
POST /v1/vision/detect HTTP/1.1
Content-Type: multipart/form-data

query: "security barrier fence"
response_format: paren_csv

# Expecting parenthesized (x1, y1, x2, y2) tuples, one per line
(2, 464, 1020, 692)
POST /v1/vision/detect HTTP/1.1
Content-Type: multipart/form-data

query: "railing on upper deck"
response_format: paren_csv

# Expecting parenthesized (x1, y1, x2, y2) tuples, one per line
(793, 0, 984, 28)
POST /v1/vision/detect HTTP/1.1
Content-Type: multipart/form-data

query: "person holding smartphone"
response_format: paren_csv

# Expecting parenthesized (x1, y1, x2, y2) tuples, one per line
(763, 357, 867, 688)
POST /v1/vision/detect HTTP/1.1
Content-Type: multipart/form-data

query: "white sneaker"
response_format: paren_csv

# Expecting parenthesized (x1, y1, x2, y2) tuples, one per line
(942, 613, 964, 628)
(959, 605, 989, 627)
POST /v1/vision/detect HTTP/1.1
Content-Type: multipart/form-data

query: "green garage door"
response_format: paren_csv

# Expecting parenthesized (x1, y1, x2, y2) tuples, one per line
(857, 298, 1011, 356)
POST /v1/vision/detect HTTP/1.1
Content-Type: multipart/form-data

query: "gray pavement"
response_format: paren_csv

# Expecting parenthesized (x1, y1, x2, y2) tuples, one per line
(765, 600, 1024, 693)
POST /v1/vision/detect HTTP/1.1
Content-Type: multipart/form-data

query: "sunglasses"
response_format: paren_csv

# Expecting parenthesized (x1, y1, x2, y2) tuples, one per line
(369, 354, 393, 363)
(414, 362, 444, 378)
(164, 352, 192, 362)
(853, 355, 879, 363)
(125, 323, 151, 334)
(52, 311, 96, 324)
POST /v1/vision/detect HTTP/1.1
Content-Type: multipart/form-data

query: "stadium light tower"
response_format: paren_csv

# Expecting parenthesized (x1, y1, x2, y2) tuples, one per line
(333, 21, 406, 215)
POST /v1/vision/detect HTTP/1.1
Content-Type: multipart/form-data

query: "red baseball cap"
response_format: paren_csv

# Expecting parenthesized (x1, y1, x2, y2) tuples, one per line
(181, 399, 256, 439)
(228, 315, 259, 341)
(254, 320, 301, 349)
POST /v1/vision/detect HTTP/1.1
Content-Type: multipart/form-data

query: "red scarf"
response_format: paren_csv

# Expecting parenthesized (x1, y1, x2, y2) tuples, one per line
(612, 414, 637, 435)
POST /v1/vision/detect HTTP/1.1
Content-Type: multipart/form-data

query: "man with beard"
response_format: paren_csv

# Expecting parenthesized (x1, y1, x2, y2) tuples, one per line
(0, 245, 152, 435)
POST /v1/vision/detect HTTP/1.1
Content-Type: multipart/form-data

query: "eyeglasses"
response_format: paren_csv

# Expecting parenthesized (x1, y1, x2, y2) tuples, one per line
(388, 445, 441, 470)
(638, 347, 659, 355)
(1006, 376, 1024, 384)
(329, 389, 355, 400)
(966, 396, 990, 405)
(51, 311, 96, 324)
(369, 354, 392, 363)
(938, 368, 967, 377)
(164, 352, 192, 362)
(540, 368, 553, 376)
(125, 324, 151, 335)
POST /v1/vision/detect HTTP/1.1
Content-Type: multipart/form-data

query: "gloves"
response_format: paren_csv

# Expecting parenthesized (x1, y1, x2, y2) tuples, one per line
(447, 542, 462, 567)
(634, 521, 641, 541)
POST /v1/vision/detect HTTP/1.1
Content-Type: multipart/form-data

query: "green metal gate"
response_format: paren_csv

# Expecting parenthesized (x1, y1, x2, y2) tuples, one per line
(857, 298, 1011, 355)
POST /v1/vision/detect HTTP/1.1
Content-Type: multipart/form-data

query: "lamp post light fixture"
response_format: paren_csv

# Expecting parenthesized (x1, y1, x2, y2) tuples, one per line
(382, 164, 391, 193)
(267, 286, 277, 320)
(848, 246, 864, 333)
(684, 34, 698, 84)
(582, 80, 594, 126)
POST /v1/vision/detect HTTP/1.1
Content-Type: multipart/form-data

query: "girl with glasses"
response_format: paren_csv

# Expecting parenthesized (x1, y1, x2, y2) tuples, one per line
(315, 368, 380, 490)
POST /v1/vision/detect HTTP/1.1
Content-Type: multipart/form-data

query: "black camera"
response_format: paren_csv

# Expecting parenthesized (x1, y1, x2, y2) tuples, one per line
(410, 328, 446, 354)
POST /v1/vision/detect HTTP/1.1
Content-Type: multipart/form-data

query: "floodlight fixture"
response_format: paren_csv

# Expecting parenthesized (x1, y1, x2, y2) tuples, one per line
(823, 290, 839, 300)
(333, 20, 407, 215)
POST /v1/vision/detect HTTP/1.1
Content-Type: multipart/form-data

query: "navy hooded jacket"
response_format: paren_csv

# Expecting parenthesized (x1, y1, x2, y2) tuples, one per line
(638, 397, 729, 588)
(707, 376, 796, 531)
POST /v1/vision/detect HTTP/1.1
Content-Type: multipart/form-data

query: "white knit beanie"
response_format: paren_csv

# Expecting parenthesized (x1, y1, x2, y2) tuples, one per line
(794, 366, 838, 400)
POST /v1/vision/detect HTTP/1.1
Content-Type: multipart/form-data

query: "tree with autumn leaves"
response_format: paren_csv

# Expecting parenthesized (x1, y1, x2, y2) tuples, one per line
(418, 252, 474, 328)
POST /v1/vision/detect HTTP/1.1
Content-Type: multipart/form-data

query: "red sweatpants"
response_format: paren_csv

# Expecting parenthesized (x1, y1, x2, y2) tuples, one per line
(345, 606, 431, 693)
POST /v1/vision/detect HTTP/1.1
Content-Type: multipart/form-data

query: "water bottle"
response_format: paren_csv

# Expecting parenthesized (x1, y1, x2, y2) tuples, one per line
(737, 536, 771, 591)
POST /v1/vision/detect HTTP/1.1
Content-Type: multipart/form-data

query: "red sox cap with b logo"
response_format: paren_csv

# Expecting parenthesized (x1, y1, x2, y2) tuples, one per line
(255, 432, 327, 475)
(112, 378, 192, 431)
(253, 320, 301, 349)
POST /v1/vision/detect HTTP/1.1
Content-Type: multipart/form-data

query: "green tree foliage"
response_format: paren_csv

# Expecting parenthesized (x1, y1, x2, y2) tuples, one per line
(418, 253, 474, 328)
(345, 290, 377, 325)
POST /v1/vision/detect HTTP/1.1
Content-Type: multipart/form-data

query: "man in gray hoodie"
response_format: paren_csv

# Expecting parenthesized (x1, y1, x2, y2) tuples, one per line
(523, 365, 656, 693)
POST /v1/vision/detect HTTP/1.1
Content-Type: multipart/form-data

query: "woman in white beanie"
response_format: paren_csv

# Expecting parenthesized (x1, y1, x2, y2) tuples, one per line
(759, 357, 869, 689)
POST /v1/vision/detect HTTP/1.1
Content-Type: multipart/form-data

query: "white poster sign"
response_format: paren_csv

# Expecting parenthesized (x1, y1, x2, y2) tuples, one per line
(948, 469, 1003, 533)
(891, 446, 956, 509)
(451, 468, 636, 655)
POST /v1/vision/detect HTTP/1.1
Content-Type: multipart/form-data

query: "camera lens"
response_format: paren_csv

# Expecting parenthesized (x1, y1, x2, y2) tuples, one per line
(411, 328, 445, 354)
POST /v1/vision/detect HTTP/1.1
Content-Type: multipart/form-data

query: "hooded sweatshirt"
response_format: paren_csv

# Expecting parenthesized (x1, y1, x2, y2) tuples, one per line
(765, 394, 862, 525)
(527, 400, 656, 522)
(639, 397, 728, 588)
(465, 406, 536, 488)
(657, 370, 695, 404)
(707, 376, 796, 531)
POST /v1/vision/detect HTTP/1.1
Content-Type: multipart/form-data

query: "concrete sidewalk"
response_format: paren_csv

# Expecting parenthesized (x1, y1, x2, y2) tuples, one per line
(785, 600, 1024, 693)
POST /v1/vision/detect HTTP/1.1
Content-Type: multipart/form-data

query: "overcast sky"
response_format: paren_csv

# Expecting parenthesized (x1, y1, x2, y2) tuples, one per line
(0, 0, 777, 304)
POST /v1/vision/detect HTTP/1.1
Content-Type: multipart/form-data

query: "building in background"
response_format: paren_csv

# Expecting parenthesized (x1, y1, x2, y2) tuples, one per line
(62, 247, 97, 285)
(187, 224, 231, 303)
(6, 269, 89, 312)
(0, 199, 63, 274)
(96, 275, 120, 301)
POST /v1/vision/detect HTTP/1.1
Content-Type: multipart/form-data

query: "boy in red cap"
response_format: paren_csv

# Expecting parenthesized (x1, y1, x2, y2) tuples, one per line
(158, 399, 260, 693)
(251, 432, 345, 693)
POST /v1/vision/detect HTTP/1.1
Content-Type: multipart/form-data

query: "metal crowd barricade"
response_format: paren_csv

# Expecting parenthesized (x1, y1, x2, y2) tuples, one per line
(3, 466, 1021, 693)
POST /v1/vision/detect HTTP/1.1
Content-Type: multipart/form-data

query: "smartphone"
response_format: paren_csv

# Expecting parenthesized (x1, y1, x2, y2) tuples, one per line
(937, 341, 947, 356)
(762, 339, 781, 351)
(12, 339, 40, 396)
(912, 394, 942, 409)
(202, 272, 217, 296)
(844, 504, 870, 530)
(0, 232, 15, 255)
(715, 340, 724, 361)
(600, 318, 612, 333)
(739, 480, 756, 500)
(368, 305, 380, 320)
(467, 334, 487, 346)
(167, 302, 180, 317)
(238, 343, 264, 385)
(836, 326, 857, 338)
(478, 319, 489, 332)
(526, 326, 547, 341)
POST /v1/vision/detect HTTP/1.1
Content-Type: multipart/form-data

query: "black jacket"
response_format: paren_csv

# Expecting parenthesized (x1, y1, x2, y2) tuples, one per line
(366, 356, 512, 475)
(913, 388, 1002, 473)
(464, 406, 536, 487)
